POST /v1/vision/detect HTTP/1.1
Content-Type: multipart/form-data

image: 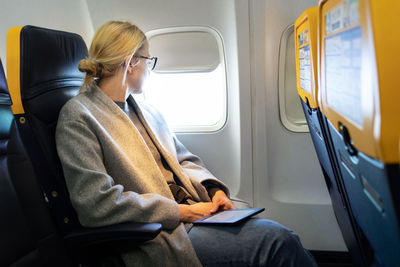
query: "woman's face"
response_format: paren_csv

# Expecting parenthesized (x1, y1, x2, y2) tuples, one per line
(127, 41, 150, 94)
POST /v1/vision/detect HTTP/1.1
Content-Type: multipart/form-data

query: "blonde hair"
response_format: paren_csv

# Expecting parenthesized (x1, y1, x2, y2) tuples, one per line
(78, 21, 146, 89)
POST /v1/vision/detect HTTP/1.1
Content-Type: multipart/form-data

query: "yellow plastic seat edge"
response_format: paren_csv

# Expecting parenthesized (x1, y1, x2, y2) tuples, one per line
(294, 7, 318, 109)
(6, 26, 24, 115)
(370, 1, 400, 163)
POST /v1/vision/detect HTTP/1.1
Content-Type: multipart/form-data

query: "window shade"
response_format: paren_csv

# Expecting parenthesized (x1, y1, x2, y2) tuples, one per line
(148, 29, 221, 73)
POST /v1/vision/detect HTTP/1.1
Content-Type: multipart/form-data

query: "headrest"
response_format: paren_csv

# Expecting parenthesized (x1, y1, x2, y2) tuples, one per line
(0, 58, 11, 105)
(20, 26, 87, 98)
(7, 25, 88, 114)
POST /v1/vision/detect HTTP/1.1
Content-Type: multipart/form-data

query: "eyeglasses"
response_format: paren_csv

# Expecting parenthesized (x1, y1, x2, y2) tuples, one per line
(135, 55, 158, 71)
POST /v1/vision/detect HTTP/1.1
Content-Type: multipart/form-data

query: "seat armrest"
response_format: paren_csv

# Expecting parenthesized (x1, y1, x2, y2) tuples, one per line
(64, 222, 162, 249)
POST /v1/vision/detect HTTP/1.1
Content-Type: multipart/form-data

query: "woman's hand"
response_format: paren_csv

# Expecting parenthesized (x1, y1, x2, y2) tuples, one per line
(178, 191, 236, 222)
(210, 190, 236, 213)
(179, 202, 214, 223)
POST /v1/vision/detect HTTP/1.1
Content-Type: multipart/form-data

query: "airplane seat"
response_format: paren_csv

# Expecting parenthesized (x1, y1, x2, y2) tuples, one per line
(6, 25, 161, 265)
(294, 7, 369, 266)
(0, 57, 72, 266)
(318, 0, 400, 266)
(7, 25, 86, 234)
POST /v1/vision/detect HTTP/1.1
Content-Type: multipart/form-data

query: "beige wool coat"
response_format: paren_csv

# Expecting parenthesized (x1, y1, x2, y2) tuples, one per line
(55, 85, 229, 266)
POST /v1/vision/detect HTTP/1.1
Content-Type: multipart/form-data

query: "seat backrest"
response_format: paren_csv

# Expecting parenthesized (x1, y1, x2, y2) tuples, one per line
(0, 57, 71, 266)
(294, 7, 370, 267)
(6, 25, 88, 234)
(318, 1, 400, 266)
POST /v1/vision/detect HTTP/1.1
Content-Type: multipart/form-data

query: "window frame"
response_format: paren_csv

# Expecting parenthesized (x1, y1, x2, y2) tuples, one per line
(144, 26, 228, 133)
(278, 24, 309, 133)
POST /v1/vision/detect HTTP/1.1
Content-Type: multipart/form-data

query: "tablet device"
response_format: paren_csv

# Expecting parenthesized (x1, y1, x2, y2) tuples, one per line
(193, 208, 265, 225)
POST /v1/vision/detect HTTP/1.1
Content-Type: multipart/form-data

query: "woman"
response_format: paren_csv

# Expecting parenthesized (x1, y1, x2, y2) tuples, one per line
(56, 21, 317, 266)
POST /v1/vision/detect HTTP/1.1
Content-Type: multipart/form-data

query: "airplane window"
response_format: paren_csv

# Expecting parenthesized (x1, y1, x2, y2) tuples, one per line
(143, 64, 226, 132)
(278, 24, 308, 132)
(143, 27, 227, 133)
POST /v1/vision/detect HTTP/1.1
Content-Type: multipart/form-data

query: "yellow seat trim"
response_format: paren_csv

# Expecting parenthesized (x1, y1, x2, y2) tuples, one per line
(319, 0, 400, 163)
(6, 26, 24, 115)
(370, 1, 400, 163)
(295, 7, 319, 109)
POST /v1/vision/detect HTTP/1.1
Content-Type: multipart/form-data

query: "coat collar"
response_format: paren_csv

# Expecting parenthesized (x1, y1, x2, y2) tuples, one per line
(126, 94, 172, 162)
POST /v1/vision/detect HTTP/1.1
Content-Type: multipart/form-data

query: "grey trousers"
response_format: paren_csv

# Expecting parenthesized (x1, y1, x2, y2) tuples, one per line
(188, 218, 318, 267)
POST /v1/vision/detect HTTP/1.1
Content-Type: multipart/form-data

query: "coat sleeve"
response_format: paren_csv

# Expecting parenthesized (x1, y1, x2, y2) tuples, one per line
(172, 135, 230, 198)
(56, 117, 180, 230)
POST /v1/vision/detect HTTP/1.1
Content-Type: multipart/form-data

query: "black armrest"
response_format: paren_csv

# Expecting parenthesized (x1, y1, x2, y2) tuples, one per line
(64, 222, 162, 249)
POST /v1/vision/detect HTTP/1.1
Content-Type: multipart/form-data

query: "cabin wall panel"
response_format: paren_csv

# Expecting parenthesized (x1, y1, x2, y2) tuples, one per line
(0, 0, 94, 67)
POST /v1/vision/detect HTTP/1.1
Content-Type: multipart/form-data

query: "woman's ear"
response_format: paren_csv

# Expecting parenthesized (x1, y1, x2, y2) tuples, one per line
(127, 59, 137, 74)
(127, 63, 134, 74)
(123, 56, 132, 68)
(127, 58, 139, 73)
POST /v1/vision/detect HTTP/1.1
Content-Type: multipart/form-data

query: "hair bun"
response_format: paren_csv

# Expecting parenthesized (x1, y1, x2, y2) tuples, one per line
(78, 58, 101, 77)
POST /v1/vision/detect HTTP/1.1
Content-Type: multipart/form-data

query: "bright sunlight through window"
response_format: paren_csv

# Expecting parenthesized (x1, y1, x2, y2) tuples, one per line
(143, 64, 226, 132)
